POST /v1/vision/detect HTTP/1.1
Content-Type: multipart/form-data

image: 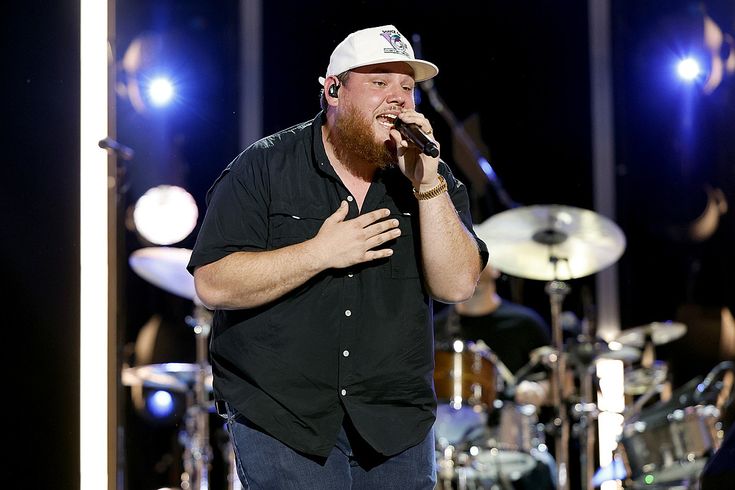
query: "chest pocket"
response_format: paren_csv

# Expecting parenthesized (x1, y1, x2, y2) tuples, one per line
(389, 213, 421, 279)
(268, 202, 326, 249)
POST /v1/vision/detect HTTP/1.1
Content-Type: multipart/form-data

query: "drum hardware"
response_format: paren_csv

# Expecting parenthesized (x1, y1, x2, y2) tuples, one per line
(614, 363, 733, 488)
(616, 322, 690, 420)
(545, 280, 573, 490)
(614, 321, 688, 350)
(623, 362, 670, 422)
(474, 340, 516, 396)
(434, 340, 498, 448)
(618, 403, 723, 487)
(473, 205, 627, 283)
(591, 366, 730, 488)
(224, 442, 242, 490)
(434, 340, 549, 489)
(481, 402, 546, 479)
(565, 327, 641, 489)
(179, 304, 214, 490)
(122, 362, 213, 394)
(569, 327, 605, 490)
(435, 402, 547, 489)
(616, 322, 686, 404)
(129, 246, 203, 304)
(435, 340, 498, 408)
(475, 204, 627, 490)
(693, 360, 735, 408)
(128, 246, 236, 490)
(567, 338, 642, 366)
(122, 359, 215, 490)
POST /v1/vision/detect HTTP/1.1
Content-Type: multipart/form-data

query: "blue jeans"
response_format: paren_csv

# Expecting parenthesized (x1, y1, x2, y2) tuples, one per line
(225, 405, 436, 489)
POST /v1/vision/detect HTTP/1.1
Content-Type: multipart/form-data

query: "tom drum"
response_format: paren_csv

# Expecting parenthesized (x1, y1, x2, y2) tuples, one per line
(434, 340, 497, 446)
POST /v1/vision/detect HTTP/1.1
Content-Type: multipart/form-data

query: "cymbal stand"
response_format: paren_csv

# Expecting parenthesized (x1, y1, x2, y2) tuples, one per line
(545, 278, 571, 490)
(181, 305, 213, 490)
(216, 433, 243, 490)
(570, 327, 600, 490)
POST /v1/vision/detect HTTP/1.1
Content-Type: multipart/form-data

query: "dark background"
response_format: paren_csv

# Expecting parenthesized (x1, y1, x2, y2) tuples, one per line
(5, 0, 733, 488)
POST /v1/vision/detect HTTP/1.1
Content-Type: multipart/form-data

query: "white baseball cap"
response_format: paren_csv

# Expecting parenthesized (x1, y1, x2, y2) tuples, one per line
(318, 25, 439, 85)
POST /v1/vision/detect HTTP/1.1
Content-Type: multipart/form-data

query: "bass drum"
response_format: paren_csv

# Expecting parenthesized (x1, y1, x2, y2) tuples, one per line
(471, 401, 547, 482)
(433, 340, 497, 447)
(435, 402, 554, 489)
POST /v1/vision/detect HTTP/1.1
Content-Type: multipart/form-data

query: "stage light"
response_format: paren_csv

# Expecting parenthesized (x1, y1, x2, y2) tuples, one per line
(120, 32, 189, 115)
(132, 185, 198, 245)
(130, 383, 185, 426)
(677, 57, 702, 81)
(148, 77, 175, 107)
(147, 390, 175, 418)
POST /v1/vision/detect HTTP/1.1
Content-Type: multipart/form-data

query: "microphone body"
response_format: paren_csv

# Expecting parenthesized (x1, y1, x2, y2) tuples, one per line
(394, 118, 439, 158)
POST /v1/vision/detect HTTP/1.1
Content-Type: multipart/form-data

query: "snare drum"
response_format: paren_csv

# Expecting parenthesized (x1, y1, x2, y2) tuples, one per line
(433, 340, 497, 447)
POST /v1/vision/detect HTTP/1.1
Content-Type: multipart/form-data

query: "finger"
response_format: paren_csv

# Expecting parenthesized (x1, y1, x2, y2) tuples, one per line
(352, 208, 391, 228)
(397, 111, 433, 135)
(364, 218, 400, 238)
(363, 248, 394, 261)
(389, 128, 404, 147)
(326, 201, 349, 223)
(366, 228, 402, 249)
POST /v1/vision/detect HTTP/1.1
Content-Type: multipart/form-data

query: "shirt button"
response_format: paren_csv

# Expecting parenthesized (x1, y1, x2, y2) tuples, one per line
(346, 195, 354, 202)
(344, 309, 352, 317)
(341, 389, 347, 396)
(343, 350, 350, 357)
(347, 273, 354, 278)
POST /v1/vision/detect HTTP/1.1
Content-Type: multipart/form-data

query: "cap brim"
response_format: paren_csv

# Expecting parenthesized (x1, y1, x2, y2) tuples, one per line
(318, 59, 439, 86)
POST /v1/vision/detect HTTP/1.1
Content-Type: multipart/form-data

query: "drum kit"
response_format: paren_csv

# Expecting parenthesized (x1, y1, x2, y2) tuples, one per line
(124, 247, 241, 490)
(435, 204, 732, 490)
(120, 205, 732, 490)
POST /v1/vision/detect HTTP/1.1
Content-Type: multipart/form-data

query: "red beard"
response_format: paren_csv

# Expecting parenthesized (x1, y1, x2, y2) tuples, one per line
(330, 105, 397, 175)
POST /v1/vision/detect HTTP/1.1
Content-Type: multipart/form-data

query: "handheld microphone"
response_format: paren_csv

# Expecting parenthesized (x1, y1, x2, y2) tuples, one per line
(393, 118, 439, 158)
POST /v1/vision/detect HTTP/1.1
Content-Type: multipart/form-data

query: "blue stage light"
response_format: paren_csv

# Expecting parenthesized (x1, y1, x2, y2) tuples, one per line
(676, 57, 702, 81)
(148, 77, 175, 107)
(147, 389, 175, 418)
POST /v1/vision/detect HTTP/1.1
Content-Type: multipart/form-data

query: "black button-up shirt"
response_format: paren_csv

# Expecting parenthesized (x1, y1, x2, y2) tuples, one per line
(188, 112, 487, 457)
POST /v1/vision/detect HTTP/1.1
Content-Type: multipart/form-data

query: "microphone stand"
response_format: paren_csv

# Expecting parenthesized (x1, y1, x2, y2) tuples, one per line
(411, 34, 519, 211)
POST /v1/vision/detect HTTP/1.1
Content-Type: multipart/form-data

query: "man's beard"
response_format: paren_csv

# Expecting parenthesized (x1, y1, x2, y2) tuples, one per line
(330, 105, 397, 175)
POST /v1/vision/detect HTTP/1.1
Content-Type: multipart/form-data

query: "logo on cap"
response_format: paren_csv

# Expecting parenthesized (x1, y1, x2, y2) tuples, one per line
(380, 29, 409, 57)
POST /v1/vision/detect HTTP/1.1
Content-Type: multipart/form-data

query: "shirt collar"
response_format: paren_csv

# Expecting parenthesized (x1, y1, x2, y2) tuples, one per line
(311, 111, 338, 179)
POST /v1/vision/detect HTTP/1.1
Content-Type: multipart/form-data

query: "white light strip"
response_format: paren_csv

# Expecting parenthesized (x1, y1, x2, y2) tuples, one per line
(80, 0, 109, 488)
(597, 359, 625, 490)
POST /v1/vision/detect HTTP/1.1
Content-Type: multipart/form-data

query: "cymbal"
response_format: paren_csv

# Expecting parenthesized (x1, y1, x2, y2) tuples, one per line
(474, 205, 626, 280)
(122, 362, 212, 393)
(129, 247, 199, 302)
(565, 340, 641, 365)
(624, 361, 668, 395)
(597, 344, 641, 363)
(615, 321, 687, 348)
